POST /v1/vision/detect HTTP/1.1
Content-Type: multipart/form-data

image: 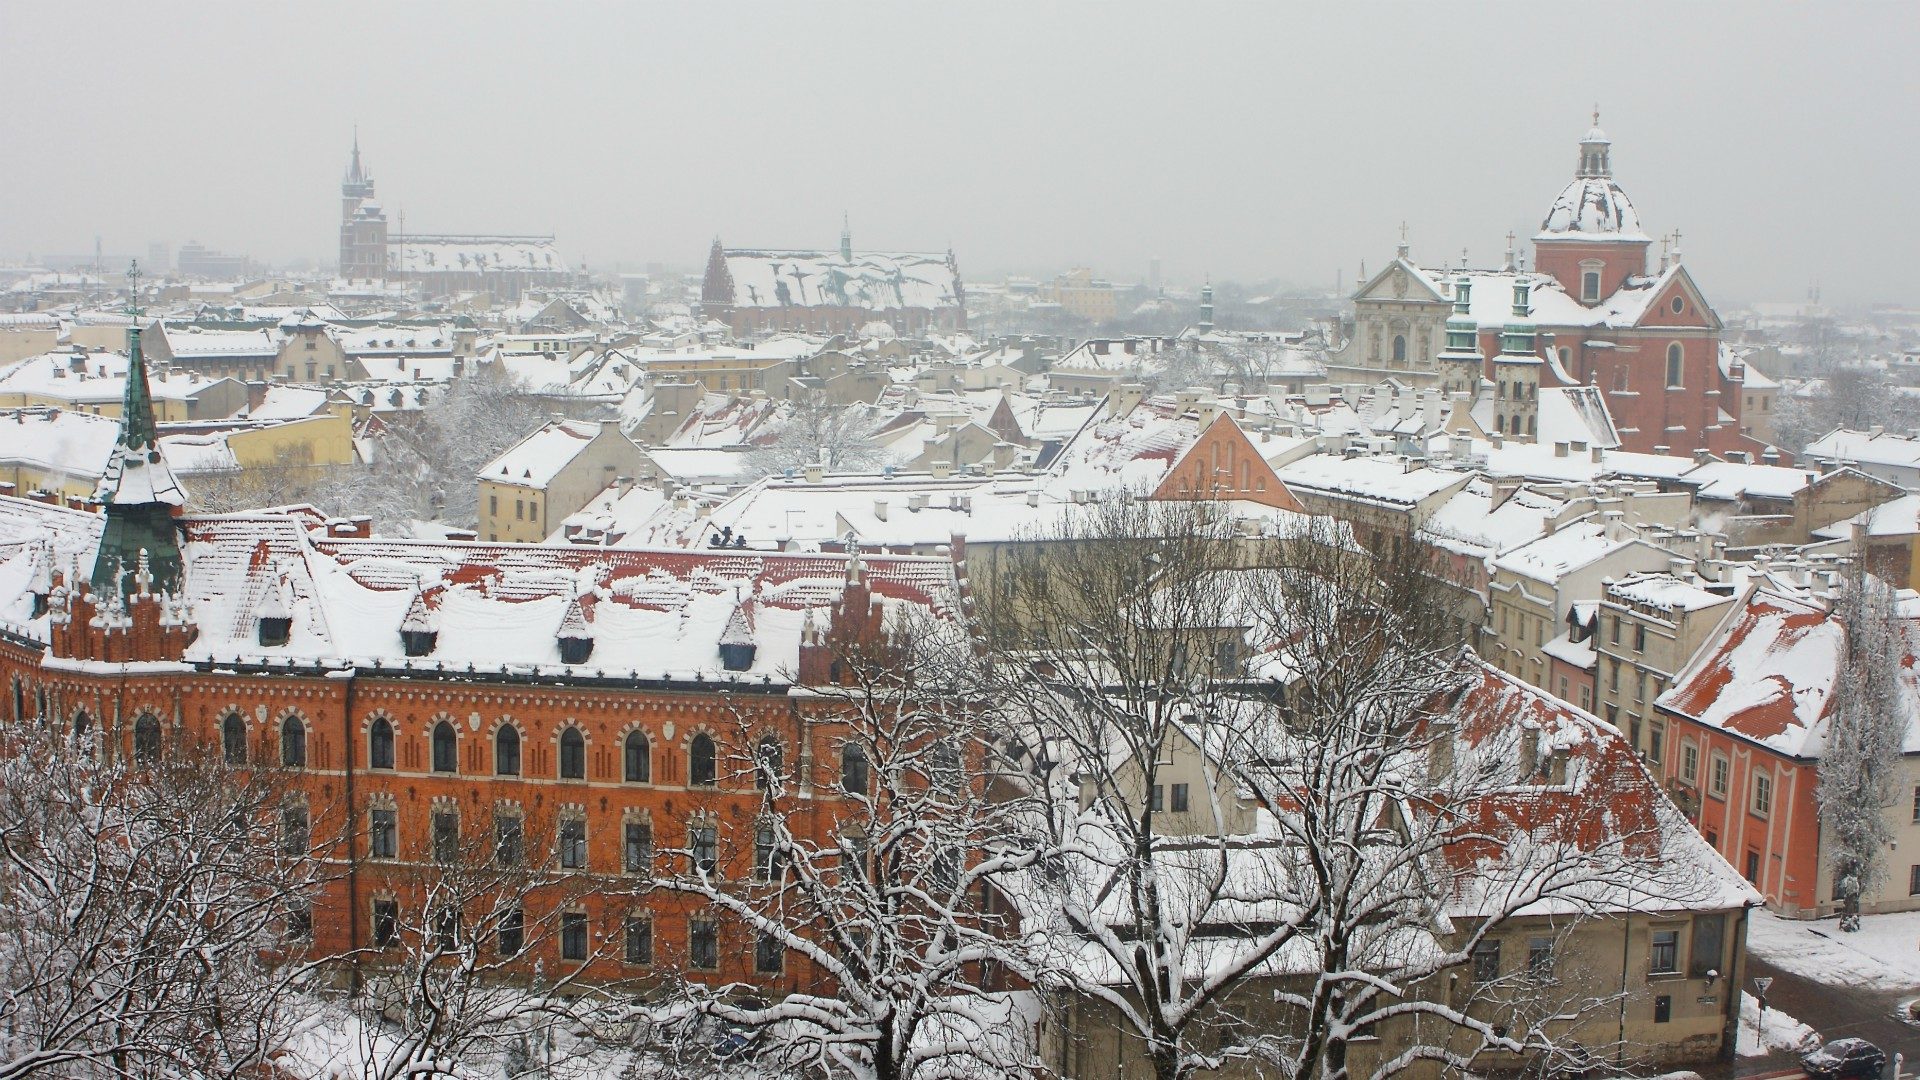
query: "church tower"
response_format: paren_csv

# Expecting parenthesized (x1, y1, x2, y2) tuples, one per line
(339, 132, 388, 281)
(1492, 277, 1540, 440)
(1436, 275, 1483, 398)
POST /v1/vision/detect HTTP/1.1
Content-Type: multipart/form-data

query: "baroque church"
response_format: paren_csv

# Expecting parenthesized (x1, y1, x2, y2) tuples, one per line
(1328, 118, 1775, 461)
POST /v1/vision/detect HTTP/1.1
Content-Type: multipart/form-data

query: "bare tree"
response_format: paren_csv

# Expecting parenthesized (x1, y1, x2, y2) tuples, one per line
(991, 500, 1718, 1080)
(184, 443, 348, 515)
(1771, 365, 1920, 454)
(743, 395, 886, 477)
(1819, 566, 1909, 931)
(0, 715, 324, 1080)
(320, 811, 625, 1080)
(645, 608, 1049, 1080)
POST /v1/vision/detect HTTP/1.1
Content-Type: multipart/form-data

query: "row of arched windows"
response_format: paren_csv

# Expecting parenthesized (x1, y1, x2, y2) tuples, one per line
(126, 710, 882, 796)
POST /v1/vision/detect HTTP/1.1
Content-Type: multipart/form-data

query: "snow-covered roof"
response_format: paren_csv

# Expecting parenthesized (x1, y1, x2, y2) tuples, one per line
(1804, 428, 1920, 471)
(154, 324, 279, 359)
(1680, 460, 1817, 503)
(481, 420, 613, 487)
(1536, 174, 1648, 242)
(1606, 571, 1737, 614)
(1274, 453, 1471, 510)
(391, 238, 569, 276)
(718, 250, 960, 312)
(1815, 493, 1920, 541)
(0, 407, 122, 484)
(0, 350, 240, 407)
(1491, 518, 1648, 585)
(168, 515, 956, 680)
(1657, 589, 1873, 759)
(1419, 477, 1568, 559)
(1044, 394, 1207, 495)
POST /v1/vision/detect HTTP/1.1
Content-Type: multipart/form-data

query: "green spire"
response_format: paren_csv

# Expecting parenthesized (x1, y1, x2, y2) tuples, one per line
(90, 259, 184, 599)
(121, 329, 157, 450)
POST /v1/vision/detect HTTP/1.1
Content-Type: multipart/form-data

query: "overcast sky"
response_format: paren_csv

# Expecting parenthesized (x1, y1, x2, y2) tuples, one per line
(4, 2, 1915, 306)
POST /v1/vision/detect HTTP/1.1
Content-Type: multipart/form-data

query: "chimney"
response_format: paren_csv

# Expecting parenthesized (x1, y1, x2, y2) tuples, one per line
(1026, 490, 1041, 508)
(1692, 448, 1711, 465)
(873, 499, 889, 522)
(909, 493, 929, 512)
(1554, 441, 1569, 458)
(930, 460, 953, 480)
(615, 475, 634, 497)
(1490, 431, 1504, 450)
(1591, 445, 1605, 464)
(804, 462, 825, 483)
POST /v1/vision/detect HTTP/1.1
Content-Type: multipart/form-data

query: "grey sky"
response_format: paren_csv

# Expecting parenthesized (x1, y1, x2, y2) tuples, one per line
(4, 2, 1916, 305)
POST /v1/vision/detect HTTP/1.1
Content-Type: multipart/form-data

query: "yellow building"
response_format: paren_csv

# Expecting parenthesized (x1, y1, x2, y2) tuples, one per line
(478, 419, 647, 543)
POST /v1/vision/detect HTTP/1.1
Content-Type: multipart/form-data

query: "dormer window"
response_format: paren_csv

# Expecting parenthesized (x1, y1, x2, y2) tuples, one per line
(1582, 271, 1601, 302)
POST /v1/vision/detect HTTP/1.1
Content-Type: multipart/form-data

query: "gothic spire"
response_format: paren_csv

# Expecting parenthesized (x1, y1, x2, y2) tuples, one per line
(91, 260, 184, 599)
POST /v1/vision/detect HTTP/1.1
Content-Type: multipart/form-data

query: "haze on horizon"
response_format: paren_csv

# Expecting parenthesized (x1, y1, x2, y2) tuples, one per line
(3, 1, 1915, 307)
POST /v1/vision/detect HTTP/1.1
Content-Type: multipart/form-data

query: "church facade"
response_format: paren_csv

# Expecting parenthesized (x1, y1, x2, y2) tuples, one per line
(1328, 120, 1774, 460)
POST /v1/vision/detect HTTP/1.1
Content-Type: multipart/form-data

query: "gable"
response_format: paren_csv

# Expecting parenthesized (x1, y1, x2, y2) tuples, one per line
(1355, 258, 1448, 305)
(1153, 414, 1305, 512)
(1633, 267, 1722, 331)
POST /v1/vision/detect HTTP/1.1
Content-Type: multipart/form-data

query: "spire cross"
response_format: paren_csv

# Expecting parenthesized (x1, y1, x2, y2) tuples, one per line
(1593, 103, 1600, 127)
(1399, 221, 1409, 244)
(125, 259, 142, 318)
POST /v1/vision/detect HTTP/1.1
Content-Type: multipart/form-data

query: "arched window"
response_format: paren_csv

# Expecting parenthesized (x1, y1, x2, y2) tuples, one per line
(623, 731, 650, 783)
(369, 718, 395, 770)
(841, 744, 869, 795)
(432, 721, 458, 773)
(221, 713, 245, 765)
(756, 736, 783, 790)
(928, 742, 962, 795)
(495, 725, 521, 776)
(689, 733, 716, 787)
(133, 713, 161, 763)
(72, 709, 92, 745)
(559, 727, 585, 780)
(1667, 342, 1684, 387)
(1392, 334, 1407, 363)
(280, 715, 305, 768)
(1494, 415, 1505, 434)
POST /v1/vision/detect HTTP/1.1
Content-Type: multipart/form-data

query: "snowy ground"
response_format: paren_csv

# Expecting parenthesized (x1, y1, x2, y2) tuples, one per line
(1747, 909, 1920, 992)
(1735, 993, 1818, 1057)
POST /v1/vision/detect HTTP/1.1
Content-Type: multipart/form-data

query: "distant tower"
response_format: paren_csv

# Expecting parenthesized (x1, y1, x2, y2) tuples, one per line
(1198, 277, 1215, 333)
(839, 213, 853, 262)
(339, 131, 388, 281)
(1436, 275, 1484, 397)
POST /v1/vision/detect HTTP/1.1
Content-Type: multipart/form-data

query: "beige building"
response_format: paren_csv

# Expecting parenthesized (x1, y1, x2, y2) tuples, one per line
(1595, 572, 1741, 763)
(1042, 267, 1119, 322)
(1486, 519, 1681, 690)
(478, 419, 647, 543)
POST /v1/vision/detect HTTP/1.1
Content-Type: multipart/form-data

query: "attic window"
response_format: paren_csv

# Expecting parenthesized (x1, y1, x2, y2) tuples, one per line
(1670, 296, 1685, 315)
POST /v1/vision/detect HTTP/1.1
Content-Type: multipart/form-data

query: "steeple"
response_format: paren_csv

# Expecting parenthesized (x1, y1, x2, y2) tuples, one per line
(1198, 276, 1214, 332)
(91, 260, 184, 599)
(839, 212, 852, 262)
(348, 126, 363, 183)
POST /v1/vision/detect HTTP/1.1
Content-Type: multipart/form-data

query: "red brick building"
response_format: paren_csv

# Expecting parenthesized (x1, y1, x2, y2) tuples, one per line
(3, 489, 962, 986)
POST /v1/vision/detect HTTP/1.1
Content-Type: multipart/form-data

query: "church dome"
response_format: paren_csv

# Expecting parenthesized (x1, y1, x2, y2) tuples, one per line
(1536, 114, 1649, 243)
(1538, 176, 1646, 240)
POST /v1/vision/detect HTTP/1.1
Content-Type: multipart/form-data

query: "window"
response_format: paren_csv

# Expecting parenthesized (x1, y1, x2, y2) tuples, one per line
(1911, 784, 1920, 823)
(1392, 334, 1407, 363)
(494, 725, 520, 776)
(1666, 343, 1684, 387)
(688, 824, 720, 875)
(1710, 754, 1730, 799)
(624, 820, 653, 873)
(1670, 296, 1685, 315)
(756, 737, 782, 790)
(280, 802, 309, 856)
(370, 808, 397, 859)
(72, 709, 90, 747)
(1634, 624, 1646, 651)
(433, 908, 459, 951)
(432, 721, 457, 773)
(497, 908, 524, 957)
(1610, 617, 1621, 645)
(755, 931, 784, 974)
(559, 727, 585, 779)
(690, 919, 718, 971)
(1745, 850, 1760, 883)
(1171, 783, 1191, 813)
(369, 718, 394, 770)
(1471, 940, 1501, 982)
(624, 916, 653, 964)
(1681, 742, 1699, 785)
(1751, 772, 1773, 818)
(133, 713, 162, 763)
(1150, 785, 1165, 812)
(1582, 271, 1601, 302)
(624, 731, 650, 782)
(222, 713, 246, 765)
(1648, 724, 1664, 764)
(1650, 928, 1680, 974)
(561, 912, 588, 961)
(280, 715, 305, 768)
(514, 500, 523, 521)
(841, 743, 869, 795)
(432, 809, 459, 863)
(754, 820, 778, 881)
(1910, 865, 1920, 896)
(372, 899, 399, 948)
(559, 817, 587, 869)
(1653, 995, 1671, 1024)
(1527, 936, 1554, 981)
(689, 733, 716, 786)
(285, 900, 312, 941)
(1690, 913, 1725, 977)
(495, 811, 524, 868)
(489, 494, 497, 516)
